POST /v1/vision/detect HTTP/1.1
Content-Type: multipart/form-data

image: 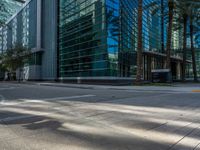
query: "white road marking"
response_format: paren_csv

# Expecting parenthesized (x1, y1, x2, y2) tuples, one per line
(1, 95, 96, 106)
(42, 94, 96, 101)
(0, 87, 15, 91)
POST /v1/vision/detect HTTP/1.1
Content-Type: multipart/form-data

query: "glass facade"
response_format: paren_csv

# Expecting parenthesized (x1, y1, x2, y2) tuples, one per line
(59, 0, 166, 78)
(22, 5, 30, 47)
(0, 0, 38, 65)
(0, 0, 22, 24)
(2, 27, 7, 52)
(1, 0, 58, 80)
(12, 18, 17, 46)
(119, 0, 136, 77)
(59, 0, 109, 77)
(0, 0, 37, 50)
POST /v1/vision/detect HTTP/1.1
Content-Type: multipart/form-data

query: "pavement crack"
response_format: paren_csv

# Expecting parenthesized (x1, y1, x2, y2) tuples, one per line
(147, 122, 168, 131)
(194, 143, 200, 150)
(167, 125, 200, 150)
(86, 111, 112, 118)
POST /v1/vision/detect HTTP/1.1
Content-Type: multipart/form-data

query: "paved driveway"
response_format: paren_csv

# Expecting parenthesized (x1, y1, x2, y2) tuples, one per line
(0, 82, 200, 150)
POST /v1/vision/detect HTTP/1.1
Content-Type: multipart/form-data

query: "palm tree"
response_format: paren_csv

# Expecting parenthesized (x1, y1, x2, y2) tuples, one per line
(166, 0, 176, 72)
(174, 0, 200, 81)
(174, 0, 189, 81)
(144, 0, 176, 74)
(188, 2, 200, 81)
(182, 13, 188, 82)
(161, 0, 165, 53)
(136, 0, 143, 83)
(144, 0, 199, 82)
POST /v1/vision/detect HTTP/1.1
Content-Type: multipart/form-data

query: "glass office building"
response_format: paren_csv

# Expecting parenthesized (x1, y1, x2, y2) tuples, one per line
(59, 0, 111, 77)
(0, 0, 57, 80)
(59, 0, 167, 80)
(59, 0, 159, 77)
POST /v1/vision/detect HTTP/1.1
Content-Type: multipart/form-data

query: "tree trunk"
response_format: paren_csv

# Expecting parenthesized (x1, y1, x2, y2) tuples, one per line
(18, 68, 21, 83)
(182, 14, 188, 82)
(166, 0, 174, 72)
(161, 0, 165, 53)
(136, 0, 143, 83)
(190, 20, 198, 81)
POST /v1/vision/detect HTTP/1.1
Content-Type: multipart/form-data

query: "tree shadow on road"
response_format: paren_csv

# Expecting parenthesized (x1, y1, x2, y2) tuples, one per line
(0, 96, 200, 150)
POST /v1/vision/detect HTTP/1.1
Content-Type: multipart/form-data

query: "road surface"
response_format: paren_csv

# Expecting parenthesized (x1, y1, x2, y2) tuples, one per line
(0, 82, 200, 150)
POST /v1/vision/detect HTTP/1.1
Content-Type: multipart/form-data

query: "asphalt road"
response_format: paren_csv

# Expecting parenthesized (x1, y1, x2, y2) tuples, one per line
(0, 82, 200, 150)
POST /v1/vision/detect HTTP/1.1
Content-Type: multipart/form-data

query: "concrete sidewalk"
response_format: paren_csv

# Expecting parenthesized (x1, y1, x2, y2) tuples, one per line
(1, 81, 200, 93)
(25, 81, 200, 93)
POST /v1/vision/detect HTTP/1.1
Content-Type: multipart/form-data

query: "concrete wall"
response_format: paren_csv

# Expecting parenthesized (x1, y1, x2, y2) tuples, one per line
(16, 12, 23, 45)
(28, 0, 37, 48)
(41, 0, 57, 80)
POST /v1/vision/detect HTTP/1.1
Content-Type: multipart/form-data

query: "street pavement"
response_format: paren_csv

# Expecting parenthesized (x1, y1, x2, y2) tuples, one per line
(0, 82, 200, 150)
